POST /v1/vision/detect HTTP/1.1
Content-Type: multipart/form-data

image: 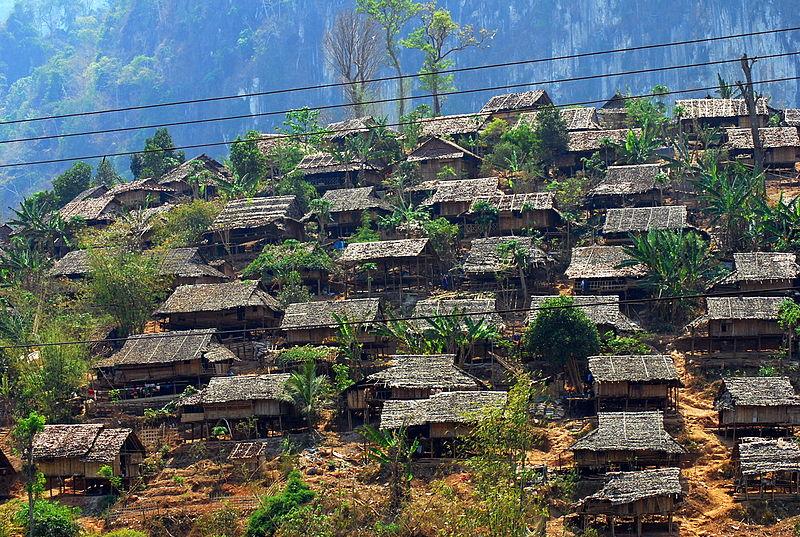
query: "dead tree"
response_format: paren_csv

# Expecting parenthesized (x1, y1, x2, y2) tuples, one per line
(737, 54, 765, 178)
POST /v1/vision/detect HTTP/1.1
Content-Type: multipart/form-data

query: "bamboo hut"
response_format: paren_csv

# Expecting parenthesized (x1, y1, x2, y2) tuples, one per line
(588, 164, 665, 209)
(713, 252, 799, 295)
(596, 93, 630, 129)
(571, 411, 685, 471)
(565, 246, 646, 295)
(106, 178, 175, 209)
(59, 185, 120, 227)
(280, 298, 385, 350)
(32, 424, 145, 494)
(675, 98, 769, 133)
(407, 137, 482, 181)
(155, 280, 283, 331)
(726, 127, 800, 167)
(601, 205, 691, 244)
(561, 129, 640, 168)
(715, 377, 800, 432)
(315, 186, 392, 238)
(379, 391, 507, 457)
(0, 448, 15, 498)
(479, 89, 553, 123)
(338, 238, 440, 294)
(93, 329, 237, 393)
(588, 355, 682, 412)
(421, 177, 499, 220)
(179, 374, 293, 439)
(575, 467, 685, 537)
(205, 196, 304, 264)
(324, 116, 381, 144)
(157, 154, 230, 199)
(517, 107, 602, 131)
(467, 192, 561, 235)
(526, 295, 642, 333)
(418, 113, 489, 146)
(296, 152, 382, 191)
(462, 236, 554, 292)
(734, 437, 800, 499)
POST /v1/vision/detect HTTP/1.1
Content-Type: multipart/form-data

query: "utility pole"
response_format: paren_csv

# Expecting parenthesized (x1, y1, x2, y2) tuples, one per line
(736, 54, 765, 176)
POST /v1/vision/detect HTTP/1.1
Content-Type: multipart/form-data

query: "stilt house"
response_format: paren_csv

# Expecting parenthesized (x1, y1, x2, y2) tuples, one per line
(106, 178, 175, 209)
(601, 206, 691, 244)
(734, 437, 800, 499)
(517, 107, 602, 132)
(715, 377, 800, 430)
(468, 192, 561, 235)
(157, 154, 229, 199)
(596, 93, 630, 129)
(339, 238, 439, 293)
(421, 177, 499, 219)
(280, 298, 385, 349)
(726, 127, 800, 167)
(407, 137, 482, 181)
(562, 129, 640, 168)
(675, 98, 769, 132)
(565, 246, 646, 295)
(316, 186, 392, 238)
(296, 152, 382, 191)
(588, 164, 665, 209)
(462, 236, 554, 291)
(527, 295, 642, 334)
(588, 355, 682, 411)
(418, 113, 489, 146)
(59, 185, 120, 227)
(479, 89, 553, 123)
(714, 252, 799, 294)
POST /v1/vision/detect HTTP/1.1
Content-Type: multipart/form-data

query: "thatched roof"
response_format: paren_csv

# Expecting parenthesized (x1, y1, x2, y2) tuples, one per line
(726, 127, 800, 149)
(209, 196, 302, 232)
(589, 164, 663, 197)
(579, 468, 684, 507)
(59, 187, 118, 222)
(737, 437, 800, 476)
(48, 249, 94, 277)
(480, 90, 551, 114)
(418, 113, 490, 138)
(367, 354, 480, 390)
(339, 238, 430, 263)
(421, 177, 499, 206)
(517, 107, 601, 131)
(675, 98, 769, 119)
(723, 252, 800, 283)
(326, 116, 379, 140)
(320, 186, 392, 214)
(158, 154, 232, 186)
(565, 246, 645, 280)
(463, 236, 552, 275)
(602, 206, 688, 234)
(108, 178, 173, 196)
(407, 137, 481, 163)
(32, 424, 139, 462)
(470, 192, 556, 213)
(49, 247, 226, 280)
(715, 377, 800, 411)
(380, 391, 507, 429)
(95, 329, 235, 368)
(280, 298, 381, 330)
(412, 297, 504, 329)
(526, 295, 642, 332)
(784, 109, 800, 127)
(704, 296, 783, 320)
(588, 355, 681, 384)
(200, 373, 291, 404)
(156, 280, 282, 315)
(568, 129, 640, 152)
(572, 411, 685, 454)
(297, 152, 375, 175)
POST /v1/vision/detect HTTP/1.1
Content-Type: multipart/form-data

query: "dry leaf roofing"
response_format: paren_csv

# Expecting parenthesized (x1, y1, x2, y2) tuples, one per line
(158, 154, 233, 186)
(715, 377, 800, 411)
(589, 164, 663, 197)
(726, 127, 800, 149)
(407, 137, 481, 162)
(704, 296, 783, 320)
(517, 107, 601, 131)
(463, 236, 552, 275)
(209, 196, 302, 232)
(95, 329, 235, 368)
(736, 437, 800, 475)
(580, 467, 684, 506)
(156, 280, 282, 315)
(200, 373, 291, 404)
(588, 355, 681, 384)
(320, 186, 392, 214)
(380, 390, 507, 429)
(49, 247, 226, 280)
(480, 90, 551, 113)
(572, 411, 685, 454)
(526, 295, 642, 332)
(367, 354, 481, 390)
(784, 109, 800, 127)
(32, 424, 137, 462)
(421, 177, 499, 205)
(60, 191, 118, 221)
(470, 192, 556, 213)
(675, 98, 769, 119)
(297, 152, 375, 175)
(418, 113, 490, 138)
(602, 205, 688, 234)
(565, 246, 646, 279)
(108, 178, 174, 196)
(412, 297, 504, 329)
(325, 116, 379, 140)
(280, 298, 381, 330)
(724, 252, 800, 283)
(339, 238, 430, 263)
(568, 129, 640, 152)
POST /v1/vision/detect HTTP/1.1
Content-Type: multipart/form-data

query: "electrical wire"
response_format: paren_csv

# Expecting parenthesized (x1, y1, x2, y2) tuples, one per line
(2, 285, 796, 350)
(2, 73, 800, 170)
(1, 25, 796, 127)
(3, 51, 797, 146)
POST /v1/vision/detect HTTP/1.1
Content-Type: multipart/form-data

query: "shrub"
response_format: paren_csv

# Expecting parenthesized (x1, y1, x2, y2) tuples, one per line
(150, 199, 221, 247)
(102, 530, 148, 537)
(246, 471, 315, 537)
(14, 500, 80, 537)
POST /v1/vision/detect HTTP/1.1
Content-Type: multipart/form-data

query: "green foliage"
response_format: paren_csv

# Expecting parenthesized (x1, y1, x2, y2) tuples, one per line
(101, 530, 149, 537)
(399, 104, 432, 150)
(484, 121, 541, 175)
(758, 365, 778, 377)
(281, 360, 331, 428)
(14, 500, 79, 537)
(9, 193, 76, 257)
(359, 425, 419, 517)
(625, 85, 669, 129)
(478, 118, 509, 149)
(274, 503, 334, 537)
(779, 300, 800, 334)
(28, 326, 89, 421)
(194, 503, 242, 537)
(85, 247, 169, 337)
(244, 240, 334, 285)
(275, 171, 318, 214)
(348, 211, 381, 243)
(225, 130, 269, 198)
(600, 331, 651, 355)
(276, 346, 336, 367)
(211, 426, 228, 439)
(94, 158, 122, 186)
(421, 216, 459, 263)
(130, 128, 185, 179)
(278, 108, 324, 149)
(97, 464, 122, 490)
(150, 199, 221, 247)
(52, 162, 92, 207)
(471, 200, 498, 237)
(332, 363, 355, 393)
(716, 74, 736, 99)
(246, 470, 316, 537)
(531, 104, 569, 167)
(275, 270, 312, 307)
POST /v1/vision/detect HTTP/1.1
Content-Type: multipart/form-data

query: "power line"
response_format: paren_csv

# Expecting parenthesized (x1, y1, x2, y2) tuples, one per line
(2, 73, 799, 170)
(2, 286, 796, 351)
(3, 51, 797, 146)
(1, 25, 796, 127)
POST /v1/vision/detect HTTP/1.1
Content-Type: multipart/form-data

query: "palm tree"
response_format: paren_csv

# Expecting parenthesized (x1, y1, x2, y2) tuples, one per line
(281, 359, 331, 432)
(359, 425, 419, 518)
(212, 171, 261, 199)
(0, 237, 50, 292)
(308, 198, 332, 241)
(9, 194, 74, 256)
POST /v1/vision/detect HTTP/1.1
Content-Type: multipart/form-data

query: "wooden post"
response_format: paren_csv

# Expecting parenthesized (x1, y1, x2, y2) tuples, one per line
(636, 515, 642, 537)
(668, 513, 673, 536)
(609, 515, 615, 537)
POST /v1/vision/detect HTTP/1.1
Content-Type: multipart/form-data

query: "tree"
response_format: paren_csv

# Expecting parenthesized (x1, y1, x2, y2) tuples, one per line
(94, 157, 122, 186)
(13, 410, 46, 537)
(0, 237, 50, 292)
(357, 0, 421, 118)
(359, 425, 419, 519)
(401, 2, 493, 115)
(497, 239, 531, 298)
(531, 105, 569, 168)
(471, 200, 498, 237)
(281, 359, 331, 432)
(278, 108, 325, 149)
(324, 10, 384, 117)
(545, 176, 589, 253)
(14, 500, 79, 537)
(149, 199, 221, 248)
(52, 162, 92, 207)
(243, 240, 334, 294)
(466, 373, 549, 536)
(307, 198, 332, 242)
(9, 193, 75, 256)
(523, 296, 599, 390)
(716, 73, 737, 99)
(779, 299, 800, 363)
(130, 128, 185, 179)
(275, 171, 318, 213)
(334, 313, 365, 376)
(226, 130, 269, 198)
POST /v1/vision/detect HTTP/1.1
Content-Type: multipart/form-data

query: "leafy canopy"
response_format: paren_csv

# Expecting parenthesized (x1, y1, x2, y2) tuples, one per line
(523, 296, 599, 366)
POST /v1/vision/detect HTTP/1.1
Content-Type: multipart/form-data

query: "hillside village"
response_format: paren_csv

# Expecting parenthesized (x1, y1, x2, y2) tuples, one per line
(4, 74, 800, 537)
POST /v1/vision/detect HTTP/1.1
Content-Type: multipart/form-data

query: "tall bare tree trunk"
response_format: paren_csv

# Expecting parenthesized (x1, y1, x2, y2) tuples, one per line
(738, 54, 765, 179)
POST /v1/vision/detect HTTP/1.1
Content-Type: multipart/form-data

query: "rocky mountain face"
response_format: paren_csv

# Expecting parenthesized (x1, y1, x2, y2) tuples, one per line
(0, 0, 797, 210)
